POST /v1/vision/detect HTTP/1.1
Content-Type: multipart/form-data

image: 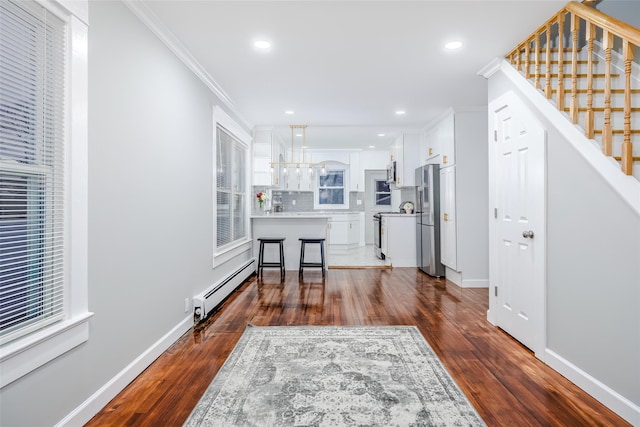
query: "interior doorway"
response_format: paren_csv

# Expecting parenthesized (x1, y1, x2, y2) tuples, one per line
(364, 170, 391, 244)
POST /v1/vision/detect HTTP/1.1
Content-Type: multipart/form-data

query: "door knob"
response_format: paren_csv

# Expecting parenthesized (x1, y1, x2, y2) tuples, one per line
(522, 230, 535, 239)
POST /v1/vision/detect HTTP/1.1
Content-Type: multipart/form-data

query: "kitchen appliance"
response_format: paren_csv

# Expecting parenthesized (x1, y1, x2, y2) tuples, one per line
(373, 213, 384, 259)
(374, 210, 412, 260)
(272, 192, 283, 212)
(386, 161, 396, 185)
(415, 165, 445, 277)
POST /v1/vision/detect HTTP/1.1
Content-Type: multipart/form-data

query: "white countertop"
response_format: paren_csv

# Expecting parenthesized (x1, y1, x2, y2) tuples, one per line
(378, 213, 418, 217)
(251, 212, 331, 219)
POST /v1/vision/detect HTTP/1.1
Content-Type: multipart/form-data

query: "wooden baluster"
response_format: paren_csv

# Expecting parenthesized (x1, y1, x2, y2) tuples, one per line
(545, 22, 552, 99)
(525, 41, 531, 79)
(557, 13, 565, 111)
(602, 30, 613, 156)
(534, 33, 541, 89)
(569, 13, 579, 124)
(585, 22, 595, 139)
(516, 47, 522, 72)
(621, 40, 634, 175)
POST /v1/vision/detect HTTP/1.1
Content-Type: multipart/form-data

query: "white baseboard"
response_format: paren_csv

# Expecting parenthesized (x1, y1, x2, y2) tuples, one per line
(55, 316, 193, 427)
(545, 349, 640, 426)
(444, 268, 489, 288)
(461, 279, 489, 288)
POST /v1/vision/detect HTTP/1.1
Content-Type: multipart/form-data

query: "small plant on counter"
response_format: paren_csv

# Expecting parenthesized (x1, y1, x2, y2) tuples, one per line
(256, 192, 269, 209)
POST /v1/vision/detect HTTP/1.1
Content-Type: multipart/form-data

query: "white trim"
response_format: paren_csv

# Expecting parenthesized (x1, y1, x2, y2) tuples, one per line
(545, 349, 640, 426)
(212, 239, 253, 268)
(122, 1, 252, 131)
(314, 166, 350, 210)
(55, 316, 193, 427)
(477, 57, 502, 79)
(213, 106, 251, 145)
(0, 0, 90, 388)
(499, 60, 640, 215)
(212, 106, 252, 267)
(460, 279, 489, 288)
(0, 313, 92, 388)
(38, 0, 88, 24)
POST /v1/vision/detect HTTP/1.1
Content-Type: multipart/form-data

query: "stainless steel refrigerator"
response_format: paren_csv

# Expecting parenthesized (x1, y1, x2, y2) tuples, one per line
(415, 165, 445, 277)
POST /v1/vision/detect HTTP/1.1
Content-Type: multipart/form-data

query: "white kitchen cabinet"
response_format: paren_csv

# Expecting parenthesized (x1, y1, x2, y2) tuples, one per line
(253, 129, 286, 188)
(430, 109, 488, 288)
(420, 125, 441, 165)
(390, 133, 420, 187)
(328, 213, 361, 253)
(349, 152, 364, 192)
(381, 214, 417, 267)
(438, 112, 456, 167)
(283, 168, 314, 191)
(440, 166, 457, 270)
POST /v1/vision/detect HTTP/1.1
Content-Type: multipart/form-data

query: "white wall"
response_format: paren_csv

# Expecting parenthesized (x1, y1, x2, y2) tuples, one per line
(0, 2, 252, 425)
(489, 71, 640, 421)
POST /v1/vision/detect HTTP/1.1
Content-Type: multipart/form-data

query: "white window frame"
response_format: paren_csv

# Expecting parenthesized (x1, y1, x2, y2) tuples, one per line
(374, 178, 392, 207)
(0, 0, 91, 388)
(314, 166, 349, 210)
(212, 106, 251, 267)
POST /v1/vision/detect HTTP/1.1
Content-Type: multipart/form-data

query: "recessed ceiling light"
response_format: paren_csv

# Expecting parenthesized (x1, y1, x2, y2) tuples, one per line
(369, 145, 376, 149)
(377, 133, 385, 137)
(395, 111, 406, 115)
(254, 40, 271, 49)
(444, 40, 463, 50)
(296, 133, 303, 137)
(285, 110, 294, 115)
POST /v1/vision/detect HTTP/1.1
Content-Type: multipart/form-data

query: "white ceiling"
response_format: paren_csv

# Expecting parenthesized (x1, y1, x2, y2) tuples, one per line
(139, 0, 568, 150)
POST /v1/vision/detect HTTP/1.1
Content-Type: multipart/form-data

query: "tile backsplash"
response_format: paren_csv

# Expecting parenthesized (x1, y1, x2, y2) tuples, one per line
(252, 187, 365, 214)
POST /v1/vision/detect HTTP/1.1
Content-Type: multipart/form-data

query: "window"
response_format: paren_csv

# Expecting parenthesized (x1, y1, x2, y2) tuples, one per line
(315, 168, 348, 209)
(374, 179, 391, 206)
(1, 0, 67, 343)
(212, 107, 251, 266)
(216, 126, 246, 247)
(0, 0, 90, 388)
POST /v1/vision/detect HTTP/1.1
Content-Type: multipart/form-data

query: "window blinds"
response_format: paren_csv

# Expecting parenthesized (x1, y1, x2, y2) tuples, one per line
(0, 0, 66, 343)
(216, 125, 246, 249)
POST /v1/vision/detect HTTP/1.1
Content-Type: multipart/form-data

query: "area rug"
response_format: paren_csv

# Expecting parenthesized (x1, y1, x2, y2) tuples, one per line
(184, 325, 486, 426)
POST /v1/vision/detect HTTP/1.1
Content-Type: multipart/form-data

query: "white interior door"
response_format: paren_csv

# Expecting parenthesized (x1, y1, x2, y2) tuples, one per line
(491, 96, 546, 356)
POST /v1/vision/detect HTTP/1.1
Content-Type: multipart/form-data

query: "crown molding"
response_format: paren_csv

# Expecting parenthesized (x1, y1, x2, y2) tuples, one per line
(477, 57, 503, 79)
(122, 0, 253, 131)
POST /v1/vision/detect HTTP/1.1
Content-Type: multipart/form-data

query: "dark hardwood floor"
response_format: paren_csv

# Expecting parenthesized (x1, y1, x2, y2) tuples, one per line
(86, 268, 630, 426)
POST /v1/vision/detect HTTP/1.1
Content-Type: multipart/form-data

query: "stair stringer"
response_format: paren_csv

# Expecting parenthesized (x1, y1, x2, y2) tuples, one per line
(497, 59, 640, 215)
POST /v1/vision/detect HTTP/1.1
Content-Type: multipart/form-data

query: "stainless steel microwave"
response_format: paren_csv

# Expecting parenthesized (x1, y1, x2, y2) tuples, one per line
(386, 161, 396, 184)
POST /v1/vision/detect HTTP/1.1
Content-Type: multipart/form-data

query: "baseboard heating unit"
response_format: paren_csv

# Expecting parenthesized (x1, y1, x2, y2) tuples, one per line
(193, 259, 255, 322)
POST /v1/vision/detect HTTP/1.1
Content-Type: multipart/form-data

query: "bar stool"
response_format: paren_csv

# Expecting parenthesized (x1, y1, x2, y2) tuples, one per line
(298, 238, 326, 278)
(257, 238, 286, 280)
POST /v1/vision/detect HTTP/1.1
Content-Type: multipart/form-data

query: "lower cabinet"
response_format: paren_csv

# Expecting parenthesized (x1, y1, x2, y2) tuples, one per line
(328, 213, 362, 253)
(381, 215, 417, 267)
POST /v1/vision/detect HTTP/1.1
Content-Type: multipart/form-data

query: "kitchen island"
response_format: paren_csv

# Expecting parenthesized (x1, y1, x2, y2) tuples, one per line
(251, 213, 329, 272)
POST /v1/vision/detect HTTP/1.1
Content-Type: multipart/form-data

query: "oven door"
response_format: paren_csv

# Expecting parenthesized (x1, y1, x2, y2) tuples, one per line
(373, 214, 384, 259)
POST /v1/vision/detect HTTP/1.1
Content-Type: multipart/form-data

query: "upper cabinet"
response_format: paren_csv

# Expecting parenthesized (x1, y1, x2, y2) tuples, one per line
(253, 129, 286, 188)
(420, 110, 455, 166)
(349, 152, 363, 192)
(390, 133, 420, 187)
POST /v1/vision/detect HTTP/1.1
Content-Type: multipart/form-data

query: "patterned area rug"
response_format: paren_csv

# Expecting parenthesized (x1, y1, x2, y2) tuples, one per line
(184, 325, 486, 426)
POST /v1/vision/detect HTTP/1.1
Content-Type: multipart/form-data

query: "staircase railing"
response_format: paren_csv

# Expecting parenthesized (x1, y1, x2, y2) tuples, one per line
(506, 1, 640, 176)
